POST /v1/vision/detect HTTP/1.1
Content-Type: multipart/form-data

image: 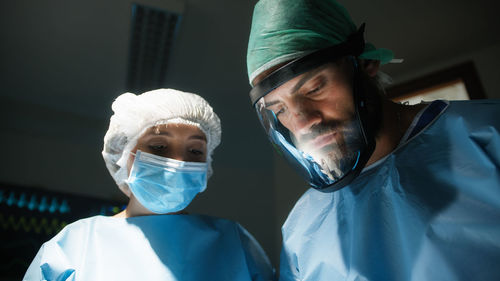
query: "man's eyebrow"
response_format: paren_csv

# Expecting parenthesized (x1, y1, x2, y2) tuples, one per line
(265, 99, 281, 108)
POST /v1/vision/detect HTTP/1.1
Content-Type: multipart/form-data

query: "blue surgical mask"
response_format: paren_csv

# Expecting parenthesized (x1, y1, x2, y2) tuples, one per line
(126, 150, 208, 214)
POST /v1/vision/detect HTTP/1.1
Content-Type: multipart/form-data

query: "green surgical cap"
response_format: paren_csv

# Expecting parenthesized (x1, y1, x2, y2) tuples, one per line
(246, 0, 394, 84)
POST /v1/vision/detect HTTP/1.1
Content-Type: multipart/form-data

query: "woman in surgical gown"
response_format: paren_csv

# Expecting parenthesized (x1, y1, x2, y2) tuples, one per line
(23, 89, 274, 281)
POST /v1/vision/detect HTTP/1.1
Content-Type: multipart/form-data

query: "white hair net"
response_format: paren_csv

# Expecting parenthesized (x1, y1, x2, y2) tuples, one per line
(102, 88, 221, 197)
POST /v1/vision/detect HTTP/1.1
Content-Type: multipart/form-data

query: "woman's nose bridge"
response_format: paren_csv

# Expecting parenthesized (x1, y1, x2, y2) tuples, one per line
(167, 142, 186, 161)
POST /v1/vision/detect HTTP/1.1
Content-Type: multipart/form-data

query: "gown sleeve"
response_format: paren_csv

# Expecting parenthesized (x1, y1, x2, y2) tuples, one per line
(23, 242, 76, 281)
(235, 223, 276, 281)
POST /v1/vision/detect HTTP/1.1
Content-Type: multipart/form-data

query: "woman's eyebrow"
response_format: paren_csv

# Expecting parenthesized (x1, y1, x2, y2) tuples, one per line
(189, 135, 207, 142)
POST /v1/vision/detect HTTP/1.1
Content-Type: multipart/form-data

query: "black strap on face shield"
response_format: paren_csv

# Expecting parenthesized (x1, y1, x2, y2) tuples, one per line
(249, 24, 366, 105)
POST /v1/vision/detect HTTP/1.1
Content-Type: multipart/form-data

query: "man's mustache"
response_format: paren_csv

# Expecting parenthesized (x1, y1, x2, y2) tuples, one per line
(297, 120, 346, 143)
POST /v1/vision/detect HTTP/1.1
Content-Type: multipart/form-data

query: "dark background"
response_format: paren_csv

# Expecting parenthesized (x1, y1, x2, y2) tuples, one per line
(1, 0, 499, 279)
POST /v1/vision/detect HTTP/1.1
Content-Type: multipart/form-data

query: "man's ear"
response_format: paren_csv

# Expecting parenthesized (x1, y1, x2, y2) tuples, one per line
(363, 59, 380, 77)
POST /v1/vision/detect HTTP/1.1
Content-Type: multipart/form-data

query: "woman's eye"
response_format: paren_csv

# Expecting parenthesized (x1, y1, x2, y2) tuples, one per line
(149, 144, 166, 151)
(189, 149, 204, 155)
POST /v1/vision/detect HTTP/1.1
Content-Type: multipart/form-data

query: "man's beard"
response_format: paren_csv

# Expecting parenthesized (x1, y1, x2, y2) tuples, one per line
(290, 72, 384, 180)
(294, 118, 365, 180)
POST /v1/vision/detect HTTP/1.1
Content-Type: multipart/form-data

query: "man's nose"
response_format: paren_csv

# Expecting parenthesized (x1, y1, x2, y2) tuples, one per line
(288, 100, 321, 135)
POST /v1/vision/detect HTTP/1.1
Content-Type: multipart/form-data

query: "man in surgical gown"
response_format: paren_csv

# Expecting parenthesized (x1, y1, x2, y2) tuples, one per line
(245, 0, 500, 280)
(23, 89, 274, 281)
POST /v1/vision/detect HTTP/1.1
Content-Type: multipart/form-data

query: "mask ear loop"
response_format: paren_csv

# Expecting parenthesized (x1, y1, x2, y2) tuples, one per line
(126, 151, 140, 175)
(128, 150, 139, 163)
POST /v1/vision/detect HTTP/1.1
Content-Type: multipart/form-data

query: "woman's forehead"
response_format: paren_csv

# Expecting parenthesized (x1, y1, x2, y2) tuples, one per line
(141, 123, 206, 140)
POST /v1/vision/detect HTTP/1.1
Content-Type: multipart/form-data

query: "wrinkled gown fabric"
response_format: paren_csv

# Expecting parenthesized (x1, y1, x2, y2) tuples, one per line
(24, 214, 274, 281)
(279, 100, 500, 281)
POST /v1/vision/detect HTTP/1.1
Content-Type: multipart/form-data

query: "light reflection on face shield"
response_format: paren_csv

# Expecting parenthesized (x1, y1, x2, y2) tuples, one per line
(259, 101, 364, 183)
(290, 118, 364, 180)
(256, 100, 337, 188)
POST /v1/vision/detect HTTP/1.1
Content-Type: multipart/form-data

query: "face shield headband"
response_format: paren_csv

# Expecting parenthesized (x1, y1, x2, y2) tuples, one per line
(249, 25, 376, 192)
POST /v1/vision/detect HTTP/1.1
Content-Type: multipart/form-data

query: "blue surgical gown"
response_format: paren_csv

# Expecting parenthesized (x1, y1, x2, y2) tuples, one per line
(23, 214, 274, 281)
(279, 100, 500, 281)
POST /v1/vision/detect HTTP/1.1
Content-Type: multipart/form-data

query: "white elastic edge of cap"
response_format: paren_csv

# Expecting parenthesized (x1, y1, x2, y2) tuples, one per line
(249, 51, 312, 85)
(389, 58, 404, 63)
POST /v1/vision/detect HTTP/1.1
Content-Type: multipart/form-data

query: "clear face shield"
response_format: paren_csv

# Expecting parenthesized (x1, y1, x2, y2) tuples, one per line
(249, 26, 375, 192)
(255, 94, 368, 189)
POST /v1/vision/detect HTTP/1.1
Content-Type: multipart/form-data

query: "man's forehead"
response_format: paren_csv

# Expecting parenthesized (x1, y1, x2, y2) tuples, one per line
(265, 63, 342, 98)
